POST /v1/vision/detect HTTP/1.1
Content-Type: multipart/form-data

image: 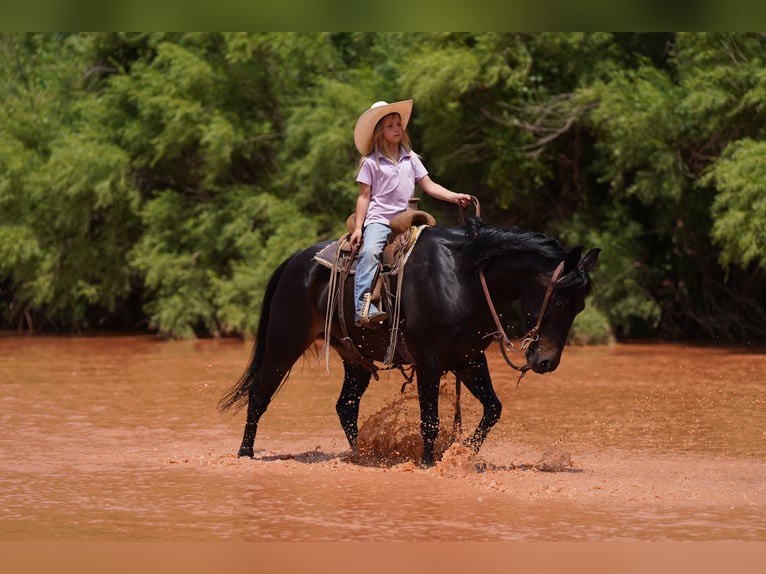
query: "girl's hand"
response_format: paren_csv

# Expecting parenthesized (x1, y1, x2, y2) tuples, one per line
(455, 193, 473, 208)
(349, 229, 363, 248)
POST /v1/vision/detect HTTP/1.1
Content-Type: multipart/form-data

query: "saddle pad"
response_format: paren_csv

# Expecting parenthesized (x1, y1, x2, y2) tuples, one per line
(313, 225, 428, 275)
(314, 239, 356, 273)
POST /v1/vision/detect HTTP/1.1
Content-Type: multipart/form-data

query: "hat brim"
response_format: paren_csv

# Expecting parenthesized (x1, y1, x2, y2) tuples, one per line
(353, 99, 413, 155)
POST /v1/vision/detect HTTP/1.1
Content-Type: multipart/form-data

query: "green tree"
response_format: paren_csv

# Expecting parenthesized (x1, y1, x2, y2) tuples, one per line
(3, 32, 766, 342)
(580, 33, 766, 339)
(0, 33, 141, 331)
(95, 33, 325, 337)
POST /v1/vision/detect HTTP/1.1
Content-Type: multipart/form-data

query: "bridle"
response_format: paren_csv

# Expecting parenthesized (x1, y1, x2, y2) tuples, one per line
(479, 260, 566, 379)
(459, 196, 565, 380)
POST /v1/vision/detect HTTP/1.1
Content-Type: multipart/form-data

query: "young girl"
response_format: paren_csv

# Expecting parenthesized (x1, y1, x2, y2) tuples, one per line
(350, 99, 473, 326)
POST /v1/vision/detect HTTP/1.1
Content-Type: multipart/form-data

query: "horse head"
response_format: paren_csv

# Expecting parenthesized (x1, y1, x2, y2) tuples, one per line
(522, 246, 600, 374)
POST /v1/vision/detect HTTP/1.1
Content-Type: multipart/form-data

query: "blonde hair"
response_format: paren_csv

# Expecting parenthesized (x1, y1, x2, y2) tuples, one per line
(357, 112, 414, 171)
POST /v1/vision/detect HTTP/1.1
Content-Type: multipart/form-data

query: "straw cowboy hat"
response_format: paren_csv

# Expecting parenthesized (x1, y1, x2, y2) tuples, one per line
(353, 99, 413, 155)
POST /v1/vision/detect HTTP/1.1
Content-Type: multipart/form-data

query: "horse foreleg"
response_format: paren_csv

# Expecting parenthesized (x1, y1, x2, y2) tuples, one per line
(455, 353, 502, 453)
(335, 361, 372, 451)
(416, 366, 441, 467)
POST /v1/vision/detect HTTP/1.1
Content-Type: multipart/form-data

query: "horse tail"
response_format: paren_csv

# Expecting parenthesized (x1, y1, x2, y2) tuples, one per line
(217, 253, 295, 413)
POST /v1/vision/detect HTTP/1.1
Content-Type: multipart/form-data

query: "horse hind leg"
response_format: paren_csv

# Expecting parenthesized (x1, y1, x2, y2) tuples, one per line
(237, 319, 320, 457)
(237, 364, 291, 458)
(225, 245, 326, 458)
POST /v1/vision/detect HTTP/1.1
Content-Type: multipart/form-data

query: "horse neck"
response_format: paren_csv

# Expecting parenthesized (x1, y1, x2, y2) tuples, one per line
(480, 252, 557, 301)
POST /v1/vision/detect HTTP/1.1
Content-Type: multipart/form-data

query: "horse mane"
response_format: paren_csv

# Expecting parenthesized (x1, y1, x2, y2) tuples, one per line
(460, 219, 568, 269)
(457, 219, 593, 291)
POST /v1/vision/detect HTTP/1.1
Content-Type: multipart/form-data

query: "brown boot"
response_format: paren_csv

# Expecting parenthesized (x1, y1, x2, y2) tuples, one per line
(366, 311, 388, 325)
(357, 293, 387, 328)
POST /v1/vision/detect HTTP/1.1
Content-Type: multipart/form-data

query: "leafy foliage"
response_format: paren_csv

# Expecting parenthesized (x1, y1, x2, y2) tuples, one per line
(707, 139, 766, 270)
(1, 32, 766, 341)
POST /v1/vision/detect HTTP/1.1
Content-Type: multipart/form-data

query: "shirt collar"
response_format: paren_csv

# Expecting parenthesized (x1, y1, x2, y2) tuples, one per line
(371, 146, 411, 163)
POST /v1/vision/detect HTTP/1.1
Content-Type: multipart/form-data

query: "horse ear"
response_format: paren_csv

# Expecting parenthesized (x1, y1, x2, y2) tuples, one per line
(582, 248, 601, 273)
(563, 246, 583, 274)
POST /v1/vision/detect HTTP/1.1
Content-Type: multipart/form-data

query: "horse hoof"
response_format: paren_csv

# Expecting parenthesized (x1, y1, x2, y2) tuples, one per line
(461, 438, 482, 453)
(238, 447, 254, 458)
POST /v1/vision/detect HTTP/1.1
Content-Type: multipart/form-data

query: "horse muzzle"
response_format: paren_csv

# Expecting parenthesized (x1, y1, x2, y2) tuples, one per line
(526, 343, 562, 374)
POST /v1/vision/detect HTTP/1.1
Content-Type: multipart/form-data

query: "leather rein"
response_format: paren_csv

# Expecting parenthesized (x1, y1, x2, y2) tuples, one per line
(479, 260, 566, 378)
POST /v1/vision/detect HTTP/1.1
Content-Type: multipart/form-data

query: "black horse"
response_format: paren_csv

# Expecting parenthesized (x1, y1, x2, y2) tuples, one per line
(219, 218, 599, 467)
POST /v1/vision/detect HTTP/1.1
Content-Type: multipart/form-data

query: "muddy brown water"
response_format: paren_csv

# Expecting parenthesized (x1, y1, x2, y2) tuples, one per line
(1, 334, 765, 541)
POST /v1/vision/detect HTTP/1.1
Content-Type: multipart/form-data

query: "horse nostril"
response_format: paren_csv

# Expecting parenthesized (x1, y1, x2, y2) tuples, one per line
(539, 359, 551, 371)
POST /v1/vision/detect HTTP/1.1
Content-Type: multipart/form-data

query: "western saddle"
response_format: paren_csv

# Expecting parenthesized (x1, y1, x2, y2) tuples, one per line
(314, 199, 435, 374)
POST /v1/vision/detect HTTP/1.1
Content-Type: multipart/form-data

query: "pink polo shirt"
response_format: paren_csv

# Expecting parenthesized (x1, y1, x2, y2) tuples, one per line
(356, 148, 428, 226)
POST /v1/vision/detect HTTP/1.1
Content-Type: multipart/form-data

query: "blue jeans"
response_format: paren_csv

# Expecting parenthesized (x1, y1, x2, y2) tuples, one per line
(354, 222, 390, 320)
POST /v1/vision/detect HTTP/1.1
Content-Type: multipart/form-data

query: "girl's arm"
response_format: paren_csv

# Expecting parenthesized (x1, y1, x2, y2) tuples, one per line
(349, 182, 371, 247)
(419, 175, 472, 207)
